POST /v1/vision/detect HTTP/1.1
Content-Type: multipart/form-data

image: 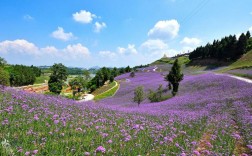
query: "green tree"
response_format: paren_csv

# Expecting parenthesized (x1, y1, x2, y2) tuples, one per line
(246, 31, 251, 39)
(166, 59, 184, 96)
(9, 65, 36, 86)
(69, 76, 87, 97)
(83, 70, 91, 80)
(133, 86, 144, 106)
(48, 63, 68, 94)
(0, 57, 7, 67)
(0, 67, 10, 86)
(125, 66, 131, 73)
(236, 33, 248, 57)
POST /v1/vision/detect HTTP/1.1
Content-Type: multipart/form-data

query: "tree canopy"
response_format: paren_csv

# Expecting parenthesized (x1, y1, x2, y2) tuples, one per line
(166, 59, 184, 96)
(189, 31, 252, 61)
(48, 63, 68, 94)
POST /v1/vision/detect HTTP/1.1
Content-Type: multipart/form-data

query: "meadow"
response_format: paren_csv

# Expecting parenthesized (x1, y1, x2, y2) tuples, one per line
(1, 70, 252, 155)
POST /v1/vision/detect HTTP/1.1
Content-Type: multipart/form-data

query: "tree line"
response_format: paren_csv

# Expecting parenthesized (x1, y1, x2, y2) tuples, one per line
(88, 66, 132, 92)
(189, 31, 252, 61)
(0, 58, 42, 87)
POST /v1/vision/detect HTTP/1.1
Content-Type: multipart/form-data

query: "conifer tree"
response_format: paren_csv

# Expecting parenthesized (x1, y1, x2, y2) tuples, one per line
(165, 59, 183, 96)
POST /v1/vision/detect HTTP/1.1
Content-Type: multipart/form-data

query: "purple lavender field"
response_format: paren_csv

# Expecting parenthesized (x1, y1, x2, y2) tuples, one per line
(1, 70, 252, 155)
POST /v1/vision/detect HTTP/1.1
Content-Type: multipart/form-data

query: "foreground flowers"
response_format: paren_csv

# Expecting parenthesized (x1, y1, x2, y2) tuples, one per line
(0, 72, 252, 155)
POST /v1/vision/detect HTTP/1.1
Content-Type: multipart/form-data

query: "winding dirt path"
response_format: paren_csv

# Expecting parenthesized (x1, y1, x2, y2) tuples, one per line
(214, 73, 252, 83)
(77, 94, 94, 102)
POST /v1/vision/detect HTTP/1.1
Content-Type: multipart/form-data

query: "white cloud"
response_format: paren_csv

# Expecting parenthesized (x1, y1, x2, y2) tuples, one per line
(148, 20, 180, 40)
(139, 39, 182, 58)
(249, 26, 252, 33)
(0, 39, 39, 55)
(181, 46, 194, 53)
(73, 10, 96, 24)
(180, 37, 202, 47)
(23, 14, 34, 21)
(99, 51, 117, 59)
(117, 44, 137, 55)
(51, 27, 75, 41)
(94, 22, 106, 33)
(0, 39, 90, 60)
(139, 39, 169, 57)
(63, 44, 90, 59)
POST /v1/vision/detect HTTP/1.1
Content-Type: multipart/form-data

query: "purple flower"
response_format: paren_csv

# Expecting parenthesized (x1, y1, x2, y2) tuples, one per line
(247, 145, 252, 149)
(25, 151, 30, 155)
(96, 146, 106, 153)
(180, 152, 186, 156)
(34, 114, 39, 120)
(193, 150, 200, 156)
(33, 150, 38, 154)
(54, 120, 59, 124)
(84, 152, 90, 156)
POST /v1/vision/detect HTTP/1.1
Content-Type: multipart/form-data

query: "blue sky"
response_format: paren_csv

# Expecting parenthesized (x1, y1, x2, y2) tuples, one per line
(0, 0, 252, 68)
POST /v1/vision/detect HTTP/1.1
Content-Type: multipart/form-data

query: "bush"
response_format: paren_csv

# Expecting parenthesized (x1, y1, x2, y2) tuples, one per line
(130, 72, 135, 77)
(148, 85, 172, 102)
(133, 86, 144, 106)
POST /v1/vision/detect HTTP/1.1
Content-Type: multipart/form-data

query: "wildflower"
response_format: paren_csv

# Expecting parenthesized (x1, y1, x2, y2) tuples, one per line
(84, 152, 90, 156)
(107, 140, 113, 144)
(180, 152, 186, 156)
(133, 124, 140, 129)
(206, 142, 213, 148)
(193, 150, 200, 156)
(96, 146, 106, 153)
(25, 151, 30, 155)
(247, 145, 252, 149)
(76, 128, 82, 131)
(54, 120, 59, 124)
(33, 150, 38, 154)
(17, 148, 23, 152)
(191, 141, 197, 145)
(53, 114, 59, 119)
(2, 119, 9, 125)
(232, 133, 241, 140)
(34, 114, 39, 121)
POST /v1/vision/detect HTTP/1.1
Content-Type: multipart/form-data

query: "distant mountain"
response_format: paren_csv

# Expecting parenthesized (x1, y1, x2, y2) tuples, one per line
(89, 66, 100, 70)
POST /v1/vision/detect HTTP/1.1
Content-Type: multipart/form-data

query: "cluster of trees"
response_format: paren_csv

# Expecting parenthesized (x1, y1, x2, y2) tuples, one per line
(8, 65, 37, 86)
(0, 57, 9, 87)
(88, 66, 132, 92)
(0, 57, 42, 87)
(133, 59, 184, 106)
(67, 67, 84, 75)
(189, 31, 252, 61)
(48, 63, 68, 94)
(47, 64, 134, 96)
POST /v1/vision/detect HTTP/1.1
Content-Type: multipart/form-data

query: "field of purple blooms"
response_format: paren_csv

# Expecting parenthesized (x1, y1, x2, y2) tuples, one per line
(1, 70, 252, 155)
(226, 68, 252, 79)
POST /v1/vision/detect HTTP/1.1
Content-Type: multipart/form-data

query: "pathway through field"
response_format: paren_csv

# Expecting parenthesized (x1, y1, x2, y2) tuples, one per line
(214, 73, 252, 83)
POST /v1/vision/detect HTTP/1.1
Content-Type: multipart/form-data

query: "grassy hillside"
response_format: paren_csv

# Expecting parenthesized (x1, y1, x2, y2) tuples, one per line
(152, 56, 190, 65)
(218, 50, 252, 72)
(152, 57, 172, 65)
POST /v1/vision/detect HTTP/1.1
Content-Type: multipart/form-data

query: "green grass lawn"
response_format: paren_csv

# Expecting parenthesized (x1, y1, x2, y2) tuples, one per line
(34, 75, 50, 84)
(218, 50, 252, 72)
(94, 82, 119, 101)
(92, 81, 116, 96)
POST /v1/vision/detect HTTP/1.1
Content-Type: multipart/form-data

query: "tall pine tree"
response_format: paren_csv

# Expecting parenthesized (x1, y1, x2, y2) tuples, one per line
(165, 59, 184, 96)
